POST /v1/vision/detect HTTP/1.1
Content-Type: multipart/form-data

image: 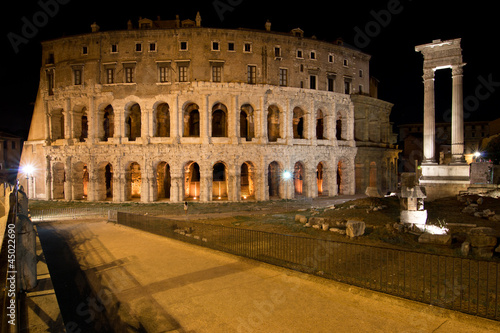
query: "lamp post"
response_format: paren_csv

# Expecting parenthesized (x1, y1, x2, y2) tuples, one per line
(22, 165, 34, 199)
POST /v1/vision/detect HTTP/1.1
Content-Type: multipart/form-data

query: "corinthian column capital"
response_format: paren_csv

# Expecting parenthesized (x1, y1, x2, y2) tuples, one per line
(452, 64, 465, 77)
(423, 68, 435, 81)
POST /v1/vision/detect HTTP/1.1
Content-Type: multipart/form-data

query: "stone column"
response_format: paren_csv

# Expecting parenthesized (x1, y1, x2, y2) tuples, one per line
(422, 69, 436, 164)
(451, 65, 466, 164)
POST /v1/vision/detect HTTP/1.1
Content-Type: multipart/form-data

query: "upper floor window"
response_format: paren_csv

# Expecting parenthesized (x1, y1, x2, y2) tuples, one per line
(82, 46, 88, 55)
(123, 63, 136, 83)
(135, 43, 142, 52)
(158, 62, 170, 83)
(73, 68, 82, 85)
(274, 47, 281, 58)
(149, 42, 157, 52)
(106, 68, 115, 84)
(178, 63, 189, 82)
(247, 65, 256, 84)
(359, 69, 363, 77)
(180, 41, 188, 51)
(296, 49, 303, 59)
(212, 65, 222, 82)
(309, 75, 317, 89)
(46, 69, 54, 95)
(310, 51, 316, 60)
(343, 59, 349, 67)
(244, 42, 252, 53)
(111, 44, 118, 53)
(228, 42, 235, 51)
(328, 54, 334, 63)
(279, 68, 288, 87)
(212, 41, 220, 51)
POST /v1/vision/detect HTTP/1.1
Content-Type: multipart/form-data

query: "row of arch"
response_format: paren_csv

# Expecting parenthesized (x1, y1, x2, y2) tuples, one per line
(49, 101, 348, 143)
(49, 159, 351, 202)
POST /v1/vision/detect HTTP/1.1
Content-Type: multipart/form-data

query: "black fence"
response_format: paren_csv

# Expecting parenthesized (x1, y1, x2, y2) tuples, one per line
(115, 212, 500, 321)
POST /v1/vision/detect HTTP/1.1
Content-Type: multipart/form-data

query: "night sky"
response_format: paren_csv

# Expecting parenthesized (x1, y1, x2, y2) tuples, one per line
(2, 0, 498, 138)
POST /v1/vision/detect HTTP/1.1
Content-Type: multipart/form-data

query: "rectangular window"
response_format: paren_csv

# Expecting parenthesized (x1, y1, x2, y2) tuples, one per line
(327, 77, 335, 92)
(178, 65, 188, 82)
(212, 41, 220, 51)
(135, 43, 142, 52)
(296, 50, 303, 58)
(328, 54, 334, 63)
(111, 44, 118, 53)
(244, 42, 252, 53)
(359, 85, 363, 94)
(159, 66, 169, 83)
(343, 59, 349, 67)
(149, 42, 156, 52)
(82, 46, 88, 55)
(274, 47, 281, 57)
(309, 75, 317, 89)
(125, 67, 134, 83)
(46, 70, 54, 95)
(344, 80, 351, 94)
(212, 66, 222, 82)
(279, 68, 288, 87)
(73, 68, 82, 85)
(359, 69, 363, 77)
(247, 65, 256, 84)
(106, 68, 114, 84)
(228, 42, 235, 51)
(180, 41, 188, 51)
(310, 51, 316, 60)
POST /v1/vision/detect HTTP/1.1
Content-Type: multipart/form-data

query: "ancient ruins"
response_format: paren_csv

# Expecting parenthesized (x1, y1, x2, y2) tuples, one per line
(18, 14, 399, 202)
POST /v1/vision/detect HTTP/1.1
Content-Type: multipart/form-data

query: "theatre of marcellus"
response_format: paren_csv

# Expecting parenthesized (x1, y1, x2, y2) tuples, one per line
(18, 13, 399, 202)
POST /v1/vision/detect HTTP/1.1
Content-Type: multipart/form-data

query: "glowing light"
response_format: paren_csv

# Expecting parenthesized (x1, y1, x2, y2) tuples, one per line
(22, 164, 35, 176)
(424, 224, 448, 235)
(282, 171, 292, 180)
(474, 151, 481, 158)
(243, 195, 247, 200)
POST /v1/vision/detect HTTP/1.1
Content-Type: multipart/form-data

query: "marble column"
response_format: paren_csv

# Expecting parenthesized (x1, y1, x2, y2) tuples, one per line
(451, 65, 466, 163)
(422, 69, 436, 164)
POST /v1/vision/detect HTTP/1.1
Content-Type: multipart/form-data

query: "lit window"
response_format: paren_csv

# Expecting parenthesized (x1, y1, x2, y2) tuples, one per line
(73, 68, 82, 85)
(159, 66, 169, 83)
(178, 65, 188, 82)
(212, 66, 222, 82)
(106, 68, 114, 84)
(124, 66, 135, 83)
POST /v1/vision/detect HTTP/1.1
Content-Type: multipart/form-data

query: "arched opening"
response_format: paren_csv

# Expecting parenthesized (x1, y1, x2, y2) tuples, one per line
(213, 162, 228, 200)
(51, 109, 64, 141)
(126, 103, 141, 141)
(102, 105, 114, 141)
(184, 161, 200, 200)
(293, 162, 304, 196)
(127, 162, 141, 200)
(72, 162, 88, 200)
(80, 115, 88, 142)
(105, 163, 113, 199)
(317, 162, 324, 196)
(212, 103, 228, 137)
(336, 116, 343, 140)
(293, 107, 306, 139)
(155, 103, 170, 137)
(240, 104, 255, 141)
(268, 161, 281, 198)
(267, 105, 280, 142)
(157, 162, 171, 200)
(184, 103, 200, 137)
(241, 162, 255, 200)
(316, 109, 324, 140)
(52, 162, 65, 199)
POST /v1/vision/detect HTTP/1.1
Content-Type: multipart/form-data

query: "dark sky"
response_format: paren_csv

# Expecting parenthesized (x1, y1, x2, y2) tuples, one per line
(2, 0, 499, 137)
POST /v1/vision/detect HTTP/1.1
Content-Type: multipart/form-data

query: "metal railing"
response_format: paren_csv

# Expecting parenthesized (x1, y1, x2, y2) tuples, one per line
(115, 212, 500, 321)
(30, 207, 109, 221)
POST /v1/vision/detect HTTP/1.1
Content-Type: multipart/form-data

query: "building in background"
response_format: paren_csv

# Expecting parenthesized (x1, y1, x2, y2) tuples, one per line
(0, 132, 22, 184)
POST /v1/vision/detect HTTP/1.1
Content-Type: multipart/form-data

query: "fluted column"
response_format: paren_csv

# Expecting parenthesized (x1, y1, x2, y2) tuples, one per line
(422, 68, 436, 164)
(451, 65, 466, 164)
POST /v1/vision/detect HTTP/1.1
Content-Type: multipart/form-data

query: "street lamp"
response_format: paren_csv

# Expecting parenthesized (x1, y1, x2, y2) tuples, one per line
(281, 170, 293, 211)
(21, 164, 35, 198)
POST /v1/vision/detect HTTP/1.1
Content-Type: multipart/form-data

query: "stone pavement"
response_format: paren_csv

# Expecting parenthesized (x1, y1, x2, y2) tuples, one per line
(37, 220, 500, 333)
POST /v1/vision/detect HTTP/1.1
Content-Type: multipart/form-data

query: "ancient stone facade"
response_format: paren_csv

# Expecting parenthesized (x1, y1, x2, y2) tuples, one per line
(19, 15, 398, 202)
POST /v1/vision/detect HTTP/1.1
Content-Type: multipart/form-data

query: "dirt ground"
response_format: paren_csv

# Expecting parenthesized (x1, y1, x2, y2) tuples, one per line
(30, 194, 500, 260)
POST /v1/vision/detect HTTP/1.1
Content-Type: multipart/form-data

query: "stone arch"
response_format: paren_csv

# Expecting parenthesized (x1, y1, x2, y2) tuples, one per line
(240, 104, 255, 141)
(241, 161, 256, 200)
(212, 103, 228, 137)
(184, 161, 200, 200)
(293, 161, 305, 196)
(126, 162, 141, 200)
(268, 161, 282, 198)
(316, 161, 328, 196)
(267, 105, 281, 142)
(154, 102, 170, 137)
(316, 109, 325, 140)
(73, 106, 88, 142)
(125, 102, 141, 141)
(293, 107, 307, 139)
(52, 162, 65, 199)
(213, 161, 228, 200)
(72, 161, 88, 200)
(183, 103, 200, 137)
(100, 104, 114, 141)
(156, 161, 171, 200)
(336, 107, 349, 141)
(95, 162, 113, 200)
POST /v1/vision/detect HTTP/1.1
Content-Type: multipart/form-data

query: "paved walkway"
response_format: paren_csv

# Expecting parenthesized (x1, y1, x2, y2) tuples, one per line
(38, 220, 500, 333)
